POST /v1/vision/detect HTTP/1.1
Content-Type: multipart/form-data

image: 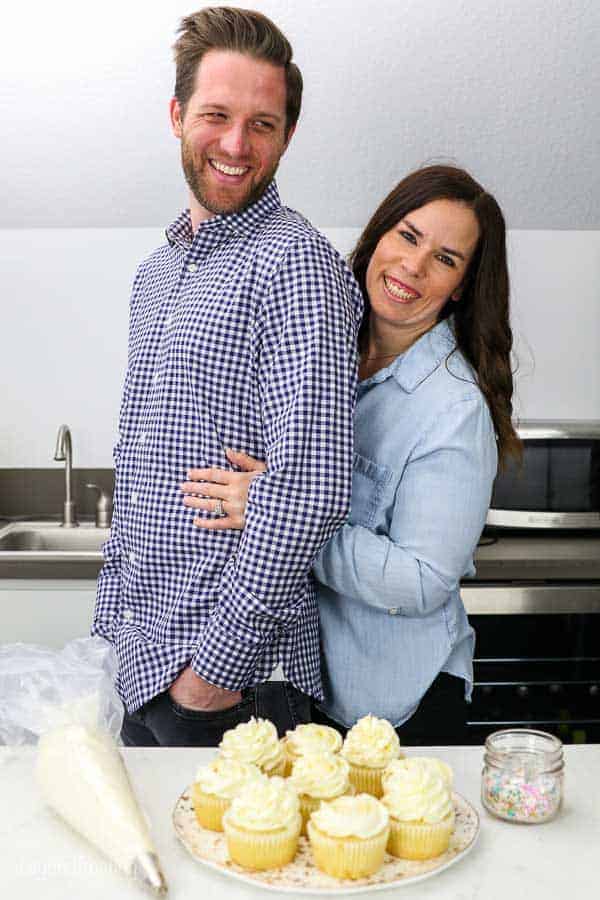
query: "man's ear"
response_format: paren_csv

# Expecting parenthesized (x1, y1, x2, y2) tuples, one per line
(170, 97, 184, 139)
(282, 123, 296, 155)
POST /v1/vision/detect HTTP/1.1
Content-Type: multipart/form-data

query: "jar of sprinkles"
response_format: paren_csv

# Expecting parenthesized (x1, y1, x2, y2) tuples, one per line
(481, 729, 564, 824)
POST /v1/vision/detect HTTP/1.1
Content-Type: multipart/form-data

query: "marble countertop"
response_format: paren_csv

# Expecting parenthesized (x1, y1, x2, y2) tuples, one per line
(1, 744, 596, 899)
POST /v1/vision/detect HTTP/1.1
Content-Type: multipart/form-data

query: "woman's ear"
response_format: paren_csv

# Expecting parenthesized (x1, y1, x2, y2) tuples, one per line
(450, 286, 462, 302)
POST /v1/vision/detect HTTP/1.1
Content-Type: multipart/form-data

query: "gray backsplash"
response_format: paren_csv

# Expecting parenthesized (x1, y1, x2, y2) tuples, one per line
(0, 469, 115, 520)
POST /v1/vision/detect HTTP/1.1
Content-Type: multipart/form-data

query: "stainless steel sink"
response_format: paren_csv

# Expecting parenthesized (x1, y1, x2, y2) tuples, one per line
(0, 521, 109, 561)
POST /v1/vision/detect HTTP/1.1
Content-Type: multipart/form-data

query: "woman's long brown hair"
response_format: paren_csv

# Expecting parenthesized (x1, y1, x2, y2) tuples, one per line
(350, 165, 522, 467)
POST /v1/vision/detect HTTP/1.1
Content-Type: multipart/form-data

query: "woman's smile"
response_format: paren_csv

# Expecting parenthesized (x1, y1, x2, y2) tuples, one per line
(382, 275, 421, 302)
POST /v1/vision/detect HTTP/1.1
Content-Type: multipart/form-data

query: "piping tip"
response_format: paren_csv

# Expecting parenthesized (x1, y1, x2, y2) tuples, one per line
(131, 851, 168, 895)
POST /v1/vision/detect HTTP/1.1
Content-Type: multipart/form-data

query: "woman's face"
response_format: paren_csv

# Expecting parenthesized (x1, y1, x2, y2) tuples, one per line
(365, 198, 480, 339)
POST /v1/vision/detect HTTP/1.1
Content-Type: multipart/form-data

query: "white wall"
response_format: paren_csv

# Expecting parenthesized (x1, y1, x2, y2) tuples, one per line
(2, 0, 600, 466)
(3, 227, 599, 467)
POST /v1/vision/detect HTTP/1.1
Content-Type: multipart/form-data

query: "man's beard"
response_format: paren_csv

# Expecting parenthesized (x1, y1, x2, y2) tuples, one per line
(180, 140, 280, 217)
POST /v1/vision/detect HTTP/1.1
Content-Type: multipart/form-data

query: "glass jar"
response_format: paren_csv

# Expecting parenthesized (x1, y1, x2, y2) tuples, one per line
(481, 729, 564, 824)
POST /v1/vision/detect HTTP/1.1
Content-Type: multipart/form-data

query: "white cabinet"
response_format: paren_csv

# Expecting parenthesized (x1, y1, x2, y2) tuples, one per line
(0, 580, 97, 648)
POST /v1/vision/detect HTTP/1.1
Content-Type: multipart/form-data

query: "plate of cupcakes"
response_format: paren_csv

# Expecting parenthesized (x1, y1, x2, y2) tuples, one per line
(172, 714, 480, 894)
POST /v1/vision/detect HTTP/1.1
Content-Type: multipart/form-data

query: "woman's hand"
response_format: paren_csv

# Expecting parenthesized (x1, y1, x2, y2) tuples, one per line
(180, 448, 267, 530)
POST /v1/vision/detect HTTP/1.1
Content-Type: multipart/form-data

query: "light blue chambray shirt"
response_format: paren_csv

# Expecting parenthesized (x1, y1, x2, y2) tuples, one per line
(312, 317, 498, 728)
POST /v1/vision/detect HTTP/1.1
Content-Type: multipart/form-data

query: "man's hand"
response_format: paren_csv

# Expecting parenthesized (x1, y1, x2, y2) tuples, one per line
(168, 666, 242, 711)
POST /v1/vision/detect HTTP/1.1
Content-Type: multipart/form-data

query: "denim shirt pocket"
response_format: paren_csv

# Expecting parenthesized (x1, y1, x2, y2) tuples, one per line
(348, 452, 394, 529)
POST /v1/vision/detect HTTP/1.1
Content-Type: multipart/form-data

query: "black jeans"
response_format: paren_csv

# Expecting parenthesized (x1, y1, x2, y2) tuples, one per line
(121, 680, 312, 747)
(312, 672, 468, 745)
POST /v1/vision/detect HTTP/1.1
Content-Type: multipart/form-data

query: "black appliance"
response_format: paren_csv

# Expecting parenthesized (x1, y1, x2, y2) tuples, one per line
(459, 420, 600, 745)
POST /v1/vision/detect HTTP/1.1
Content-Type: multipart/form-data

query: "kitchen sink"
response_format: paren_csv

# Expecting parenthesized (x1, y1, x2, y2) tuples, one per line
(0, 521, 109, 561)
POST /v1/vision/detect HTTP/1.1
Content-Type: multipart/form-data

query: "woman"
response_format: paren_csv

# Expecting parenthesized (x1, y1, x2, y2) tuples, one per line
(180, 165, 521, 742)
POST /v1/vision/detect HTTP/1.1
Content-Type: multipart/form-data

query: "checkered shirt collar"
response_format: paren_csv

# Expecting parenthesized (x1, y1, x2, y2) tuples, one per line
(165, 180, 282, 249)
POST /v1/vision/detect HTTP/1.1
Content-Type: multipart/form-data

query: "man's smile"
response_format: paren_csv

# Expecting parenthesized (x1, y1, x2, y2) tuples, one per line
(208, 159, 251, 180)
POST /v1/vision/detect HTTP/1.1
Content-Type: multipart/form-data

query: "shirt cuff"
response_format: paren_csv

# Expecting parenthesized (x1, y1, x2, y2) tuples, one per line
(190, 558, 284, 690)
(190, 617, 264, 691)
(90, 616, 116, 644)
(92, 565, 122, 643)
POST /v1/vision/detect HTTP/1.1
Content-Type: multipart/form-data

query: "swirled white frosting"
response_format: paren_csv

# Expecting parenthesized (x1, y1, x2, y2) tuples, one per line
(382, 763, 453, 824)
(218, 717, 284, 772)
(285, 723, 342, 758)
(194, 757, 265, 799)
(383, 756, 453, 791)
(289, 752, 350, 799)
(310, 793, 389, 839)
(341, 715, 402, 768)
(223, 776, 300, 832)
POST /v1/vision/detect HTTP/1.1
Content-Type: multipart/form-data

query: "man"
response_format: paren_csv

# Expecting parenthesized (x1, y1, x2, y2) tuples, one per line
(91, 7, 362, 745)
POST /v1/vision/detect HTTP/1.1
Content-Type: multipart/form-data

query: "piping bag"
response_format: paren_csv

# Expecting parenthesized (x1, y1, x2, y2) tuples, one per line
(0, 637, 168, 895)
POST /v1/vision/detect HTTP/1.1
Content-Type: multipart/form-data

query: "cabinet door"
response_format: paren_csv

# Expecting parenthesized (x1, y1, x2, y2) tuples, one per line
(0, 581, 97, 648)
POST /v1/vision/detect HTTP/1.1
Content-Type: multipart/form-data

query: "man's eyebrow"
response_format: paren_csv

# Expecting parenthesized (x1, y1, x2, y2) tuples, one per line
(403, 219, 466, 261)
(199, 103, 282, 123)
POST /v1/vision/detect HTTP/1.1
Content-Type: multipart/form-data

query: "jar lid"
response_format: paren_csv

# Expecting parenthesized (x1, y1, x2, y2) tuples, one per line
(484, 728, 563, 771)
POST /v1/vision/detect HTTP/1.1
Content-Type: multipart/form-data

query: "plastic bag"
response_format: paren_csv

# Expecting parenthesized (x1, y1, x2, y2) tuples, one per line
(0, 636, 167, 893)
(0, 636, 123, 745)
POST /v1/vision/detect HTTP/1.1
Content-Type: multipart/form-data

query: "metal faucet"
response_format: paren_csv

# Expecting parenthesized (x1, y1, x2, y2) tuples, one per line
(85, 483, 113, 528)
(53, 424, 78, 527)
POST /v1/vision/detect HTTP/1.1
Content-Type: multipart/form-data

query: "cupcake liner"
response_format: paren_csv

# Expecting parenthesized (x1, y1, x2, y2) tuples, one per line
(191, 784, 230, 832)
(263, 757, 287, 778)
(347, 763, 386, 798)
(223, 815, 301, 871)
(307, 821, 389, 880)
(387, 812, 455, 860)
(281, 739, 295, 777)
(299, 794, 322, 835)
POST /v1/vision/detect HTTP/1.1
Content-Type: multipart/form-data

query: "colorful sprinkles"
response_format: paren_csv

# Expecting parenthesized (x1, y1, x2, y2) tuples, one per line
(481, 758, 563, 823)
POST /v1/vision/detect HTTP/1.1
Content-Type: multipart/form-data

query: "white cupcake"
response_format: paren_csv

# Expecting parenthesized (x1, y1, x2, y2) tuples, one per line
(222, 776, 302, 870)
(382, 761, 455, 860)
(282, 723, 342, 775)
(288, 752, 353, 833)
(307, 793, 390, 879)
(219, 717, 286, 776)
(191, 757, 265, 831)
(341, 714, 403, 797)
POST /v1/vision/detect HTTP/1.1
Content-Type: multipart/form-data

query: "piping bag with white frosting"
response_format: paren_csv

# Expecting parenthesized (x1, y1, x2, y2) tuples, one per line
(0, 637, 168, 895)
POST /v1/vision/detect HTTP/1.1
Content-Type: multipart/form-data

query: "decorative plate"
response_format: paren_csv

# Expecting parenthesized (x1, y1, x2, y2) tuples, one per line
(172, 788, 480, 894)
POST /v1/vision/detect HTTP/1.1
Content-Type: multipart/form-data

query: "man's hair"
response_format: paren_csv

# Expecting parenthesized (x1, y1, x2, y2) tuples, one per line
(173, 7, 302, 137)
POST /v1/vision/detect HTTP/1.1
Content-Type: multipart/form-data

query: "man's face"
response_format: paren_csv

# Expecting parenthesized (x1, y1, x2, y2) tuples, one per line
(170, 50, 294, 221)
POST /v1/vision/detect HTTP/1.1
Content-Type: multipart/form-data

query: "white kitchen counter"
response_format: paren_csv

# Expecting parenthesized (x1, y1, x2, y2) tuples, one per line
(1, 744, 596, 898)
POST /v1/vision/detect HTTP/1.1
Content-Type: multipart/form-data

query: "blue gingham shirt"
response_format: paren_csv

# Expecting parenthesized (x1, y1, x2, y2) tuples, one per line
(91, 181, 362, 713)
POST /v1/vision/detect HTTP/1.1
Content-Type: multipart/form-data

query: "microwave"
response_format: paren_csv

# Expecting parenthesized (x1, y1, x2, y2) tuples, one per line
(486, 420, 600, 529)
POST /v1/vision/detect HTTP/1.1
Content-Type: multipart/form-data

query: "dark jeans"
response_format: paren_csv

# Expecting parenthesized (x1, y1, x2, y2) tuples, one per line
(121, 680, 312, 747)
(312, 672, 468, 745)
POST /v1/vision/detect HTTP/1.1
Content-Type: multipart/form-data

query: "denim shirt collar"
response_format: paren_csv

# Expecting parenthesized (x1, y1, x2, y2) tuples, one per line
(165, 180, 282, 249)
(362, 316, 457, 393)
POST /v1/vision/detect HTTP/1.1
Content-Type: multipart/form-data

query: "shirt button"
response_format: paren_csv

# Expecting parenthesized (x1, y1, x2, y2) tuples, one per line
(138, 433, 147, 444)
(187, 262, 198, 273)
(152, 372, 160, 383)
(122, 608, 134, 622)
(131, 492, 138, 505)
(129, 552, 136, 564)
(388, 607, 399, 616)
(165, 315, 173, 327)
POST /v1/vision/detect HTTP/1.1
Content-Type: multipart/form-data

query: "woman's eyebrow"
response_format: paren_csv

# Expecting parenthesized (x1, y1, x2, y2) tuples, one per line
(403, 219, 466, 261)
